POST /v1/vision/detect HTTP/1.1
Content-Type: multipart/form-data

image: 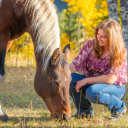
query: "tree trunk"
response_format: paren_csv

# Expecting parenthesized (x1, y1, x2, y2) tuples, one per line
(27, 44, 29, 67)
(107, 0, 119, 23)
(120, 0, 128, 60)
(15, 39, 19, 67)
(77, 11, 81, 52)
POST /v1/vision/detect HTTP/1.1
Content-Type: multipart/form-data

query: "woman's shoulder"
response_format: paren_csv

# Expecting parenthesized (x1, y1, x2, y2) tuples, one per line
(86, 38, 95, 44)
(83, 38, 95, 49)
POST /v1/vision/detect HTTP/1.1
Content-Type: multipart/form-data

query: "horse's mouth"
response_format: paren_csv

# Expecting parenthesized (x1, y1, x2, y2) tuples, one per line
(62, 113, 70, 121)
(53, 112, 70, 121)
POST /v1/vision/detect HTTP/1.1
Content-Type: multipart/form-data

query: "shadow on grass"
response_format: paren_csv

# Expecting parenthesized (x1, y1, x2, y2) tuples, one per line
(8, 115, 52, 123)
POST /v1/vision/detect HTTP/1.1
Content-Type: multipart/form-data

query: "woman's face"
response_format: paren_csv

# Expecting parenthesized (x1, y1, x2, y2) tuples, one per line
(97, 28, 109, 48)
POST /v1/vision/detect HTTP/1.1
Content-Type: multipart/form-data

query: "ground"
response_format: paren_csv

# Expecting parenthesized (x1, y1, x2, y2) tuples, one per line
(0, 66, 128, 127)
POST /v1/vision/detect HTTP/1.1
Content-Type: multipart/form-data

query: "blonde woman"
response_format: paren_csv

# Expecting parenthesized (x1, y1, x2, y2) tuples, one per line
(69, 19, 127, 120)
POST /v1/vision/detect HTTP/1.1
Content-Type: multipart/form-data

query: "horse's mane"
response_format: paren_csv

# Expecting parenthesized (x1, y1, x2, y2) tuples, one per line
(17, 0, 60, 72)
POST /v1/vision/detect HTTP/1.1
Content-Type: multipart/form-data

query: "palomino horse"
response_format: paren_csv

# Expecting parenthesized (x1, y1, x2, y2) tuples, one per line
(0, 0, 71, 121)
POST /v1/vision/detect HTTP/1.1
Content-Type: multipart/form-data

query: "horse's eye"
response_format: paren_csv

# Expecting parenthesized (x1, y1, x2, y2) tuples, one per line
(53, 80, 60, 86)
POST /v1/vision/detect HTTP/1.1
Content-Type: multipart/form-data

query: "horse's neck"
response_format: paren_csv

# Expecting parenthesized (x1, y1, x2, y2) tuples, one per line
(25, 0, 60, 72)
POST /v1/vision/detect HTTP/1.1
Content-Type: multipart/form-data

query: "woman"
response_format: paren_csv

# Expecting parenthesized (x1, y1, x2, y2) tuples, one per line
(69, 19, 127, 120)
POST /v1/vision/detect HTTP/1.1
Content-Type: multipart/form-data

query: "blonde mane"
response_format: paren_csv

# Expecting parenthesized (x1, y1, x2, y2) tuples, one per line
(17, 0, 60, 72)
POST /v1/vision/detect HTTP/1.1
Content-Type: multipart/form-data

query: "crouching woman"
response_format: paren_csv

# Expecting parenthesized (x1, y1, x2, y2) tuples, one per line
(69, 19, 127, 120)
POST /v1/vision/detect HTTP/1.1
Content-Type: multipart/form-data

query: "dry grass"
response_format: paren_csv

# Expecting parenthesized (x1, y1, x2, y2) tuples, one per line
(0, 64, 128, 127)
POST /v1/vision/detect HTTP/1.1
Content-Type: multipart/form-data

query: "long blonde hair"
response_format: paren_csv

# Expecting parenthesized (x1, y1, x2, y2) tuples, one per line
(94, 19, 126, 68)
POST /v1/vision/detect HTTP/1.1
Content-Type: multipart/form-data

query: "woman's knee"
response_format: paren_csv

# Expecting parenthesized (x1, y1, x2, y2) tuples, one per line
(86, 86, 99, 103)
(86, 85, 111, 105)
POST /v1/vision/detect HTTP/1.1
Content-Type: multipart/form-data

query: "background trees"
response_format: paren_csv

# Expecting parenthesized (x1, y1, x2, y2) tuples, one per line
(61, 0, 108, 55)
(6, 0, 128, 64)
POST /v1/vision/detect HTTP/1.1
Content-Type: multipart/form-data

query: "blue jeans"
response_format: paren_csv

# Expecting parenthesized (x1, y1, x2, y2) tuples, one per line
(70, 73, 126, 115)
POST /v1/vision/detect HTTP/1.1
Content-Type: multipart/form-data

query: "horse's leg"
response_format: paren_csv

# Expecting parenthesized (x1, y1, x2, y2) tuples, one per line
(0, 40, 12, 85)
(0, 39, 7, 85)
(0, 34, 11, 122)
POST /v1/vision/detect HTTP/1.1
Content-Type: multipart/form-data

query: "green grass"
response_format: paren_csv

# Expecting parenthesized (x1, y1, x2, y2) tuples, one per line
(0, 66, 128, 127)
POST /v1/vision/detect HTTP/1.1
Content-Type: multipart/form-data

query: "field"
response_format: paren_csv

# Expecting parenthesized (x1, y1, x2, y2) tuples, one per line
(0, 63, 128, 127)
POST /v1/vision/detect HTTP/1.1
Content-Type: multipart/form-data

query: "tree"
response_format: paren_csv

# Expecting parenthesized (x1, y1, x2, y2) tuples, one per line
(107, 0, 119, 22)
(120, 0, 128, 52)
(8, 33, 35, 63)
(62, 0, 109, 40)
(59, 11, 83, 41)
(59, 10, 85, 53)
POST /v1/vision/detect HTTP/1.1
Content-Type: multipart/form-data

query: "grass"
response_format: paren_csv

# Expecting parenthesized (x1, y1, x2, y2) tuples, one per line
(0, 65, 128, 127)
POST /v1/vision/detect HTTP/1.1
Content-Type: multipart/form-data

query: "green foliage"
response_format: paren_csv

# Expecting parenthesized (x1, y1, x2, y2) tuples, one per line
(59, 10, 85, 59)
(59, 11, 84, 42)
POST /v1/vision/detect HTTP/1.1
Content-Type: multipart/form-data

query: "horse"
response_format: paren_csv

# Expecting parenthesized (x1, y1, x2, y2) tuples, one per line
(0, 0, 71, 121)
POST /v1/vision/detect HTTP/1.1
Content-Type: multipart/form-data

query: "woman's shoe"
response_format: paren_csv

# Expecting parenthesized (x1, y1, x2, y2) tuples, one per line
(109, 106, 127, 121)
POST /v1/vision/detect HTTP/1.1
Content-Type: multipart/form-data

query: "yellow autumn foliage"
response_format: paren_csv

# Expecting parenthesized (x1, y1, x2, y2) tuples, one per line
(9, 33, 35, 61)
(60, 33, 76, 62)
(60, 33, 75, 51)
(62, 0, 109, 40)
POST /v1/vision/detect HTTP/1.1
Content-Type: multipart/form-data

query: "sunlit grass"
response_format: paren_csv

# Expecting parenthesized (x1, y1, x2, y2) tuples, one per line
(0, 60, 127, 127)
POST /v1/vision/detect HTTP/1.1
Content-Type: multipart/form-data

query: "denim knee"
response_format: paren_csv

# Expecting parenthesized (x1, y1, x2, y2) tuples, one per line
(86, 86, 98, 103)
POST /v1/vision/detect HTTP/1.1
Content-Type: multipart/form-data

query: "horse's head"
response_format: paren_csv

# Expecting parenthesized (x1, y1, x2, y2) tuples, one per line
(34, 44, 71, 121)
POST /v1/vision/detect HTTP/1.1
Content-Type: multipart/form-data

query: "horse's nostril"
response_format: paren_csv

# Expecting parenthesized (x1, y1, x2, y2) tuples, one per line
(54, 113, 58, 119)
(62, 113, 69, 121)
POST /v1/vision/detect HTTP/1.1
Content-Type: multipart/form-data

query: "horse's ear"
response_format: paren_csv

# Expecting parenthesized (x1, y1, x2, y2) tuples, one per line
(50, 48, 60, 66)
(62, 44, 70, 59)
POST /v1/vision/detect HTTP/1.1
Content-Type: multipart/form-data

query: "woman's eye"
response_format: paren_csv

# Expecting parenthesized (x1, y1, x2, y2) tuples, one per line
(97, 34, 100, 37)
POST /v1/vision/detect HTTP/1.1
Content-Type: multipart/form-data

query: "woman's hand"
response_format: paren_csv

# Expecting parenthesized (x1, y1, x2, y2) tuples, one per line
(75, 79, 87, 93)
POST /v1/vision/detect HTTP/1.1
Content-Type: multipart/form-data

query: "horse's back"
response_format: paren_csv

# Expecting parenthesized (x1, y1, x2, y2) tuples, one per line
(0, 0, 27, 40)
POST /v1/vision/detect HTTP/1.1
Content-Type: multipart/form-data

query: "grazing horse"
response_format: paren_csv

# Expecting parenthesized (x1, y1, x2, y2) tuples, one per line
(0, 0, 71, 121)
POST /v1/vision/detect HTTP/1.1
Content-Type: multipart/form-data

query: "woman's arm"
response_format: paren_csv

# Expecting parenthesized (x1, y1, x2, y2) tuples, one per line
(69, 39, 94, 74)
(75, 73, 118, 92)
(68, 63, 77, 73)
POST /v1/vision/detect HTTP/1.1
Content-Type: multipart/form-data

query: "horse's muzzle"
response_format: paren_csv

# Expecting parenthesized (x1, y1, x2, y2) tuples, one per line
(54, 113, 70, 121)
(62, 113, 70, 121)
